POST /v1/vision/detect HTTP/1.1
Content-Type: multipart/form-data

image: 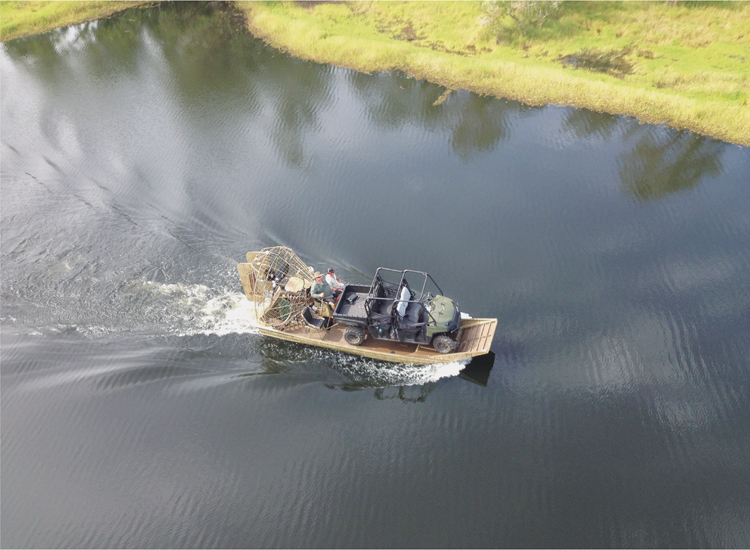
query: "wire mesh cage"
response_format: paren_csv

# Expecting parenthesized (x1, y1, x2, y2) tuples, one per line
(237, 246, 315, 328)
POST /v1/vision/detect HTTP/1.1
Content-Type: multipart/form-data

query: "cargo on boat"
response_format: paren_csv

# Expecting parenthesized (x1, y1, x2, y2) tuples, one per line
(237, 246, 497, 365)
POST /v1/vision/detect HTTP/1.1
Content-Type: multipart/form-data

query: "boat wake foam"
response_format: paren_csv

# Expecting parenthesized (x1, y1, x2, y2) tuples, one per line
(330, 353, 469, 387)
(137, 281, 260, 337)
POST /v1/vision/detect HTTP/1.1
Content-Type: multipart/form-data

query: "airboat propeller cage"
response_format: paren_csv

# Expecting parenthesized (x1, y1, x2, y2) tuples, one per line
(237, 246, 314, 326)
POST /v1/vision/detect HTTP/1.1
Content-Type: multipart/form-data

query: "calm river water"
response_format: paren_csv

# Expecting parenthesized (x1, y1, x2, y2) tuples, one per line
(2, 3, 749, 548)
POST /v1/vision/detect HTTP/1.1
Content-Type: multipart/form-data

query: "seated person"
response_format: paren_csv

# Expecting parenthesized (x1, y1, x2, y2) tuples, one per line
(325, 267, 345, 297)
(311, 271, 336, 302)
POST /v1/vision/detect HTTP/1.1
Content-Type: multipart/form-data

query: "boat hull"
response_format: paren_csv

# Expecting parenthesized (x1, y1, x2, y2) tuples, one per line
(257, 317, 497, 365)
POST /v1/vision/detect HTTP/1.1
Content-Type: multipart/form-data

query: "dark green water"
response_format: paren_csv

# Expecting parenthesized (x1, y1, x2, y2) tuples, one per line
(2, 3, 749, 548)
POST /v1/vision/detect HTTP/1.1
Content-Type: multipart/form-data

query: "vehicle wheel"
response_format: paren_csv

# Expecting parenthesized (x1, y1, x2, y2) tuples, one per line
(344, 326, 366, 346)
(433, 334, 457, 354)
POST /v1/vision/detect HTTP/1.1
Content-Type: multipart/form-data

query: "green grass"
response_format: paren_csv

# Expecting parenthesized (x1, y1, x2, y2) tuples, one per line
(0, 1, 153, 42)
(237, 1, 750, 146)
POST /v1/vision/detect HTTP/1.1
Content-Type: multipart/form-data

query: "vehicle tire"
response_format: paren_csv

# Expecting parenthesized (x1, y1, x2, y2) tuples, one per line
(433, 334, 457, 354)
(344, 326, 366, 346)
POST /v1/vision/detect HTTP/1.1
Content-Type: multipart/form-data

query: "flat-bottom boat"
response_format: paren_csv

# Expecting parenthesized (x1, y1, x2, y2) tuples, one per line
(238, 247, 497, 365)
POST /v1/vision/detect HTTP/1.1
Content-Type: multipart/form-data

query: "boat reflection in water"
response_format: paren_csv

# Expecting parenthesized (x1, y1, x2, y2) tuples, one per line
(250, 334, 495, 397)
(256, 338, 495, 397)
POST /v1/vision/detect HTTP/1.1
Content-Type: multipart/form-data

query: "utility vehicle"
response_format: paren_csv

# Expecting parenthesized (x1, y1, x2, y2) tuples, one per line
(333, 268, 462, 354)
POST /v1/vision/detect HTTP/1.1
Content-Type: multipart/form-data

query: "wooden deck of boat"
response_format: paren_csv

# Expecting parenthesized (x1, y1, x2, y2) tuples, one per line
(258, 317, 497, 365)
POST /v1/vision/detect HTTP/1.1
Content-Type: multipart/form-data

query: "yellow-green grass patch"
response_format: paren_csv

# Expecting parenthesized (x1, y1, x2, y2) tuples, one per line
(0, 1, 155, 42)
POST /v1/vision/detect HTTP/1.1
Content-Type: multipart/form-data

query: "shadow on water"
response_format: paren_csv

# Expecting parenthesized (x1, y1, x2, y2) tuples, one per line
(562, 107, 623, 141)
(618, 128, 727, 201)
(254, 334, 495, 397)
(561, 107, 729, 200)
(458, 351, 496, 387)
(347, 70, 542, 161)
(372, 384, 433, 403)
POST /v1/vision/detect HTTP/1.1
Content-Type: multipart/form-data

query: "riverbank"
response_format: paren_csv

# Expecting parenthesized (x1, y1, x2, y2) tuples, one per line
(0, 1, 154, 42)
(236, 1, 749, 146)
(2, 1, 747, 146)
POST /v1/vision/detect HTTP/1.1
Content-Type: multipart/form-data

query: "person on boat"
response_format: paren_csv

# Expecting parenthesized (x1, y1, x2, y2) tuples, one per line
(311, 271, 335, 302)
(311, 271, 338, 325)
(325, 268, 345, 294)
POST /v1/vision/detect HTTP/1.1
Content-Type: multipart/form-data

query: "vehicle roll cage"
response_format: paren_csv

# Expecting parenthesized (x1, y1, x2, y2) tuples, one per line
(366, 268, 445, 326)
(371, 268, 443, 300)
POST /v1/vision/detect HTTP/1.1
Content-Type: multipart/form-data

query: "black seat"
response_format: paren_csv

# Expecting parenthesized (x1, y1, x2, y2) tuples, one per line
(302, 306, 326, 330)
(396, 302, 428, 341)
(366, 298, 392, 332)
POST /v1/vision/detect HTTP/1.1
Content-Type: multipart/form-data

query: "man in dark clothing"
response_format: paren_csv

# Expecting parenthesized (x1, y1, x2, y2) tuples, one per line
(310, 271, 334, 301)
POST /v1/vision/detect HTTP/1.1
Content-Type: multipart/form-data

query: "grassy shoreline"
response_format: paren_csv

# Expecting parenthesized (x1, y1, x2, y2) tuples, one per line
(2, 1, 748, 146)
(0, 1, 155, 42)
(236, 1, 749, 146)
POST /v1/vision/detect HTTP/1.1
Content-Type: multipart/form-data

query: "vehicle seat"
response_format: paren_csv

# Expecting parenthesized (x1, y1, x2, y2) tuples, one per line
(368, 282, 394, 317)
(396, 302, 427, 340)
(302, 306, 326, 330)
(366, 298, 392, 332)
